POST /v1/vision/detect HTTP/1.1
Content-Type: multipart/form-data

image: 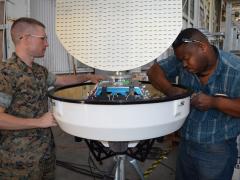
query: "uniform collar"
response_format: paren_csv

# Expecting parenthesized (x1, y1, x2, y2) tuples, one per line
(11, 52, 35, 72)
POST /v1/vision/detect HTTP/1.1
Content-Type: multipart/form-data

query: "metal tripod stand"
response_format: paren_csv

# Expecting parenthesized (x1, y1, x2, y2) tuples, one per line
(114, 154, 145, 180)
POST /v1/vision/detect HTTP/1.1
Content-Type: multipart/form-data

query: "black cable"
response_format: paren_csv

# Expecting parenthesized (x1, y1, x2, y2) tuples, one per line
(56, 160, 104, 179)
(88, 152, 96, 180)
(57, 160, 94, 168)
(56, 159, 115, 179)
(145, 146, 176, 173)
(159, 162, 176, 173)
(88, 152, 115, 180)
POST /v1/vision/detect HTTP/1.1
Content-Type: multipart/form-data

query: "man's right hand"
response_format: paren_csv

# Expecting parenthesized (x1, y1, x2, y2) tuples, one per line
(165, 86, 187, 97)
(38, 112, 58, 128)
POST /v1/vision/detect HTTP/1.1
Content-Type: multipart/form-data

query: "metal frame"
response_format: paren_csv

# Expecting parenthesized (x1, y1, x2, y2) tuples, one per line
(83, 139, 155, 180)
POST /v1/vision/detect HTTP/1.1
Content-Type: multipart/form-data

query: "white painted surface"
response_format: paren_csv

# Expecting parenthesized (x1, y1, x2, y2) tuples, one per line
(5, 0, 30, 59)
(52, 97, 190, 141)
(55, 0, 182, 71)
(30, 0, 70, 74)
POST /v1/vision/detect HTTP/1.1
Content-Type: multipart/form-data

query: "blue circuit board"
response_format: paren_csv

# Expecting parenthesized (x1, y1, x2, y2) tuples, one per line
(95, 86, 143, 96)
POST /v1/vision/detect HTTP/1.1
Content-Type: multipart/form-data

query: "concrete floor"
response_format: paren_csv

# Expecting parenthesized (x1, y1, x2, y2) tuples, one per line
(53, 126, 240, 180)
(52, 127, 177, 180)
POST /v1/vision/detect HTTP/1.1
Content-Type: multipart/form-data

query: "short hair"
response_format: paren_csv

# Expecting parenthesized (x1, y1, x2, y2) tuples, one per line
(172, 28, 209, 49)
(11, 17, 45, 44)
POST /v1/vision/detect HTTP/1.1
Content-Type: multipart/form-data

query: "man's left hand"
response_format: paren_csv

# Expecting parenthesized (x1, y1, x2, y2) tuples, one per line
(87, 74, 105, 83)
(191, 92, 215, 111)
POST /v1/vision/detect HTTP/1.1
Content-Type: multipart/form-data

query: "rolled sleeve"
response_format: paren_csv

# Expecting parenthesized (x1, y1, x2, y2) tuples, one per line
(0, 70, 13, 108)
(158, 55, 181, 81)
(231, 74, 240, 97)
(0, 92, 12, 108)
(47, 72, 56, 87)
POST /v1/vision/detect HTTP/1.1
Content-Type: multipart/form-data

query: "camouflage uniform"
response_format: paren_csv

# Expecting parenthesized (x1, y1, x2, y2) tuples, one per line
(0, 53, 56, 180)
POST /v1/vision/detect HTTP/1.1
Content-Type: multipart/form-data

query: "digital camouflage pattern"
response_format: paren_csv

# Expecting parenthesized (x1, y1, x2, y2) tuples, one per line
(0, 53, 56, 180)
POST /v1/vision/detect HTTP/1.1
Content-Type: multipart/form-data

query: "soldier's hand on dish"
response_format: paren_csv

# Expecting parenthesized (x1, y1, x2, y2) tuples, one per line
(191, 92, 215, 111)
(166, 86, 187, 97)
(88, 74, 105, 83)
(38, 112, 58, 128)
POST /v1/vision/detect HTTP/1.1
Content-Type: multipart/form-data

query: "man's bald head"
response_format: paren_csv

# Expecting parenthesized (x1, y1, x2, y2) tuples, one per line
(11, 17, 45, 44)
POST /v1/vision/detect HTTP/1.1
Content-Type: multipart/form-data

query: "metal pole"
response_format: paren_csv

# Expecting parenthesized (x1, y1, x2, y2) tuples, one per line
(114, 155, 126, 180)
(129, 158, 145, 180)
(223, 0, 233, 51)
(193, 0, 200, 28)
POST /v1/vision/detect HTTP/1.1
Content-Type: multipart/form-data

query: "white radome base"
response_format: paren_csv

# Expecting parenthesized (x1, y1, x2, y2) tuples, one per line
(52, 97, 190, 142)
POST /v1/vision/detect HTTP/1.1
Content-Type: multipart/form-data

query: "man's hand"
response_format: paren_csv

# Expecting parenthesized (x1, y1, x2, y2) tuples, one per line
(37, 112, 58, 128)
(87, 74, 105, 83)
(166, 86, 187, 97)
(0, 108, 58, 130)
(55, 73, 106, 86)
(191, 92, 215, 111)
(147, 63, 187, 97)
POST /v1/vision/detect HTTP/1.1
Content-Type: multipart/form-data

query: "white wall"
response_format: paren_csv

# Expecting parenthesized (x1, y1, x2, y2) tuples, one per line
(5, 0, 29, 58)
(30, 0, 72, 74)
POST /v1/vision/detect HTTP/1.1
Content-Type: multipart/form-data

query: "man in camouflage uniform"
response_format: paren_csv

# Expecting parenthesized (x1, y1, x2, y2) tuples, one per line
(0, 17, 103, 179)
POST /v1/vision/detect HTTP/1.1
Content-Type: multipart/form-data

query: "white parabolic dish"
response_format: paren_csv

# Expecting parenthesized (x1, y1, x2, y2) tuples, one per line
(52, 98, 190, 141)
(56, 0, 183, 71)
(49, 83, 191, 142)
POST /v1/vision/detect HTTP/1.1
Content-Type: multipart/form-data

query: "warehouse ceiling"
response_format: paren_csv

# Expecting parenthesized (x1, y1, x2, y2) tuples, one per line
(232, 0, 240, 7)
(232, 0, 240, 13)
(232, 0, 240, 23)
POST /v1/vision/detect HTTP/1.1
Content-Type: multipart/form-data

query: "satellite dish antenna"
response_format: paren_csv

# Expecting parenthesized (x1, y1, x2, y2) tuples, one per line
(56, 0, 182, 71)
